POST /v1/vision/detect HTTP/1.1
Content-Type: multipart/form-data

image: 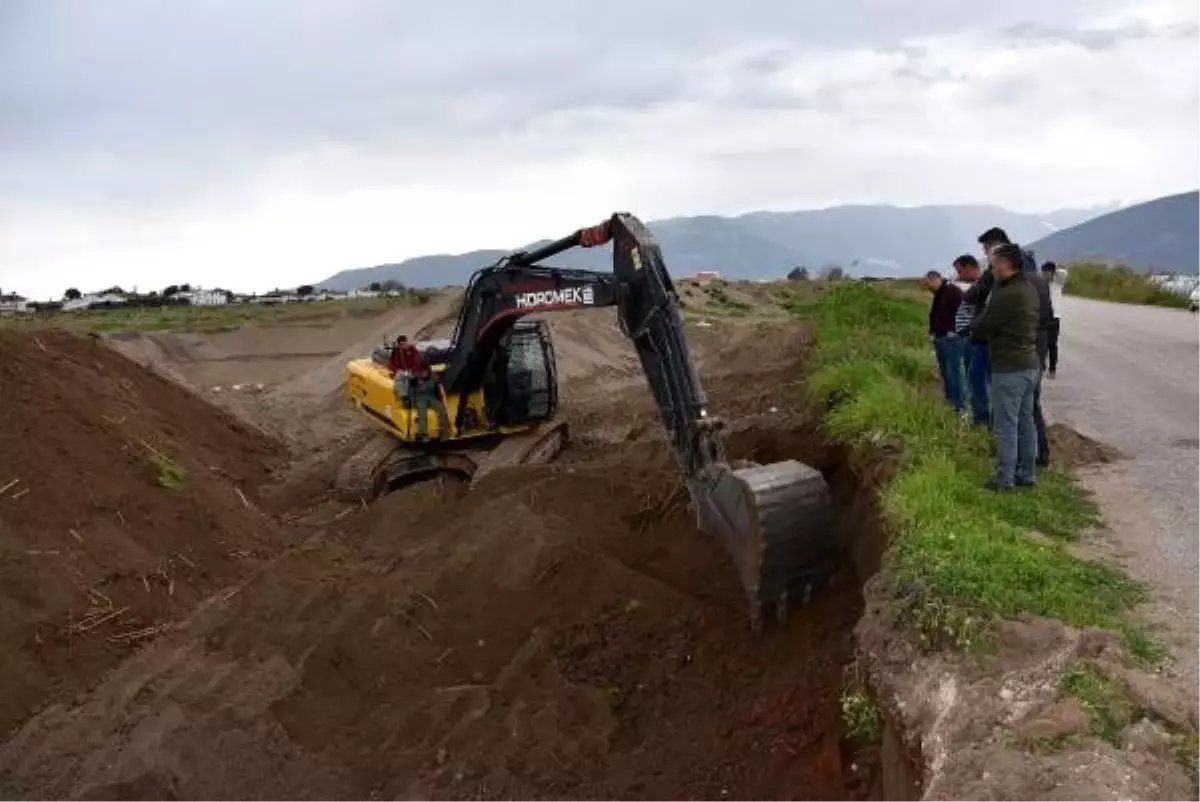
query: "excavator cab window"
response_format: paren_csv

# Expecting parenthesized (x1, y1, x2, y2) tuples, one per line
(495, 320, 557, 426)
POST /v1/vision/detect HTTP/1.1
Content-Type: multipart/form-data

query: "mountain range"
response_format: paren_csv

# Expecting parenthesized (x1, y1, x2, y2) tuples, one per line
(1026, 191, 1197, 271)
(316, 192, 1197, 290)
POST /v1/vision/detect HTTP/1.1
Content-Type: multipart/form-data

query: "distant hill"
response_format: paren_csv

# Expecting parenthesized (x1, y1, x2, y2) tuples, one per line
(315, 202, 1112, 290)
(1029, 191, 1198, 273)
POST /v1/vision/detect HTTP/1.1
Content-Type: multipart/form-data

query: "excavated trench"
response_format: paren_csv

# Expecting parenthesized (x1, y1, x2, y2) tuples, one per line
(722, 423, 920, 801)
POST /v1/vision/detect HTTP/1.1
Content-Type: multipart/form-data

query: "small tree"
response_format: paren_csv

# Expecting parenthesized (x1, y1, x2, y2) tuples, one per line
(821, 265, 846, 282)
(367, 281, 383, 293)
(179, 283, 192, 293)
(162, 284, 179, 297)
(381, 279, 405, 292)
(64, 287, 81, 300)
(296, 284, 315, 296)
(787, 266, 810, 281)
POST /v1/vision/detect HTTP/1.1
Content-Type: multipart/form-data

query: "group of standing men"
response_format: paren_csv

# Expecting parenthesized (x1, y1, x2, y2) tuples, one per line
(923, 226, 1068, 492)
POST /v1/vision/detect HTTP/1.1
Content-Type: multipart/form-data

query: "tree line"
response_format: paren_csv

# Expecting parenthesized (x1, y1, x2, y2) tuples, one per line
(786, 265, 846, 281)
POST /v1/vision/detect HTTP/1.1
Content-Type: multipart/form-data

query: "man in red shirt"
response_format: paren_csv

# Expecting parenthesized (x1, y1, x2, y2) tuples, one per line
(388, 335, 422, 376)
(387, 335, 448, 440)
(388, 335, 422, 406)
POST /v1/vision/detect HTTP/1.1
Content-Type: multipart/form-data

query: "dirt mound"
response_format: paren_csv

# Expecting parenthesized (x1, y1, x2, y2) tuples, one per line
(1046, 423, 1124, 468)
(0, 329, 290, 736)
(0, 317, 872, 800)
(0, 421, 862, 800)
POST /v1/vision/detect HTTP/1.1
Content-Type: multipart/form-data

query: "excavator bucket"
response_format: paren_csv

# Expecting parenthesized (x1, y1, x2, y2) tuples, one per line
(691, 460, 837, 632)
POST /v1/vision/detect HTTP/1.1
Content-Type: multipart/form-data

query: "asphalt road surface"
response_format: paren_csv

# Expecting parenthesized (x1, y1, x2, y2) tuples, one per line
(1043, 296, 1199, 693)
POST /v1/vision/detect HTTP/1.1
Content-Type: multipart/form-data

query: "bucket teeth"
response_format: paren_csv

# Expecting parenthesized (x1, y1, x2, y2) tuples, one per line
(694, 459, 837, 631)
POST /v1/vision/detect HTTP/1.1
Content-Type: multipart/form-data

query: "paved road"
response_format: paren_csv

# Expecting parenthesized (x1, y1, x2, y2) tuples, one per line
(1043, 296, 1199, 690)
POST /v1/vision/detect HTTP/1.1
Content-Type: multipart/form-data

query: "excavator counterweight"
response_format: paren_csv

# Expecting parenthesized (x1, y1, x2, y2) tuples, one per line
(343, 212, 837, 630)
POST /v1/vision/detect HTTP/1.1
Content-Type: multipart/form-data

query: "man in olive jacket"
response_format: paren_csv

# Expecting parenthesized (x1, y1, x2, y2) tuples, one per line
(970, 243, 1040, 490)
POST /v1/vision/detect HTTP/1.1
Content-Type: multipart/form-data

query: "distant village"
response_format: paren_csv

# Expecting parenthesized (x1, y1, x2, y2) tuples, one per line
(0, 280, 411, 316)
(4, 268, 1196, 317)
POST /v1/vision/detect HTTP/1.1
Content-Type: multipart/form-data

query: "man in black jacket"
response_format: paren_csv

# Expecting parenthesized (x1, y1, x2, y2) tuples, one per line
(1027, 264, 1054, 467)
(923, 270, 966, 414)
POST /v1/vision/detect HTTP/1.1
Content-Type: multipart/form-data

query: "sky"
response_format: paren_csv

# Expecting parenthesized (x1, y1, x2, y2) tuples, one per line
(1, 0, 1197, 299)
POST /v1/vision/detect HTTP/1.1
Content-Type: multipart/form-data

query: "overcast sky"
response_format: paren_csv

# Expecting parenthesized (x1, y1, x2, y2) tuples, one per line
(1, 0, 1197, 299)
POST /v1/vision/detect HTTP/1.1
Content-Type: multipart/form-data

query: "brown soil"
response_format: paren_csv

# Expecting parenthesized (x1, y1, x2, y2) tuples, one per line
(0, 329, 289, 737)
(1046, 422, 1124, 469)
(0, 313, 877, 799)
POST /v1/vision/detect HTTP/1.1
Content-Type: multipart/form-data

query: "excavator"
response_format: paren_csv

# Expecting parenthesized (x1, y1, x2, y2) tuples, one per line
(341, 212, 835, 629)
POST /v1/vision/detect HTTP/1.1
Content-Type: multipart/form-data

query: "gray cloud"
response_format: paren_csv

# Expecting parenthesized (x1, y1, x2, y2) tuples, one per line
(1, 0, 1149, 210)
(999, 18, 1199, 51)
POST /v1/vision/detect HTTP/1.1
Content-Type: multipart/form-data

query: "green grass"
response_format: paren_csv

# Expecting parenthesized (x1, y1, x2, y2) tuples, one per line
(1174, 729, 1199, 791)
(840, 687, 882, 743)
(1064, 263, 1191, 308)
(1060, 662, 1137, 745)
(0, 293, 430, 334)
(799, 283, 1151, 652)
(150, 453, 186, 490)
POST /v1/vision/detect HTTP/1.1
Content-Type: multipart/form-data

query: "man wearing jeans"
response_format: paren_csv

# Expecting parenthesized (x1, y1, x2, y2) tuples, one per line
(923, 270, 965, 414)
(975, 226, 1052, 467)
(970, 244, 1040, 491)
(953, 254, 991, 426)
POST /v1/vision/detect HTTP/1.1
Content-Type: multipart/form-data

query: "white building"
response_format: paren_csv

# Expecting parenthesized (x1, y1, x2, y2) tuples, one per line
(0, 292, 30, 314)
(64, 292, 128, 311)
(177, 289, 229, 306)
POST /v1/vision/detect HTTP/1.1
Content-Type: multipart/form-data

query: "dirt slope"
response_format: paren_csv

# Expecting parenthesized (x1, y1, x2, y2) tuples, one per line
(106, 312, 393, 389)
(0, 313, 873, 800)
(0, 330, 288, 737)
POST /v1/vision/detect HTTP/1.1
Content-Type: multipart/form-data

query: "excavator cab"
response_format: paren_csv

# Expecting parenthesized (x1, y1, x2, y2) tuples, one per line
(485, 320, 558, 428)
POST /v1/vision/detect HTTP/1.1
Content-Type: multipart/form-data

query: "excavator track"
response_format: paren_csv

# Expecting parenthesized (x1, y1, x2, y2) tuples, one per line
(334, 432, 401, 502)
(697, 459, 837, 632)
(334, 421, 570, 503)
(469, 420, 569, 480)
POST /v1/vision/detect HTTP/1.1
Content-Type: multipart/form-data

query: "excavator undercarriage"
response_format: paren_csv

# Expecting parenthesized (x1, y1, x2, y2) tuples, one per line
(340, 212, 837, 630)
(335, 419, 568, 500)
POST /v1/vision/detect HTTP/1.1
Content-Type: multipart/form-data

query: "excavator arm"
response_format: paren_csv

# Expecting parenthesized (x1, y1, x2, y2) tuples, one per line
(443, 213, 836, 630)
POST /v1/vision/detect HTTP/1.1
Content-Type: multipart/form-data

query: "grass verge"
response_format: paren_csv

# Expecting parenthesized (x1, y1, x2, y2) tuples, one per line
(795, 283, 1152, 653)
(1059, 662, 1137, 745)
(1064, 263, 1192, 309)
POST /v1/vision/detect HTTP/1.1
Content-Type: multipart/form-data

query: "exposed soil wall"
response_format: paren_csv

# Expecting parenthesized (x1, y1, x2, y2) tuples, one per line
(0, 330, 289, 736)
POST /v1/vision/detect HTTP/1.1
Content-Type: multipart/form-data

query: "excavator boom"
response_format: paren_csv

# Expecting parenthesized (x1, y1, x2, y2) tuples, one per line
(443, 213, 836, 630)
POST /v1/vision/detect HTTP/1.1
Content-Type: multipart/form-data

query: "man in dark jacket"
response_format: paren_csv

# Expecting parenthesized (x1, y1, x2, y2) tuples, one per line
(972, 226, 1052, 465)
(970, 244, 1040, 491)
(923, 270, 965, 414)
(1026, 266, 1054, 467)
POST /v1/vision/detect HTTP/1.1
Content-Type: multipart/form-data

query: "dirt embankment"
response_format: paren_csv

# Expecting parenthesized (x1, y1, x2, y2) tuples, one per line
(0, 330, 290, 737)
(0, 313, 890, 800)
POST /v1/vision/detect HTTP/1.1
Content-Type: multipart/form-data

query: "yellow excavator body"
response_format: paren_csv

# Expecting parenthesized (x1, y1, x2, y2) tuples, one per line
(339, 324, 570, 501)
(345, 358, 523, 442)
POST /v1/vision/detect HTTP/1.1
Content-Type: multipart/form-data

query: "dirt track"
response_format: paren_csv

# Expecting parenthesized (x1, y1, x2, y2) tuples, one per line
(0, 289, 876, 800)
